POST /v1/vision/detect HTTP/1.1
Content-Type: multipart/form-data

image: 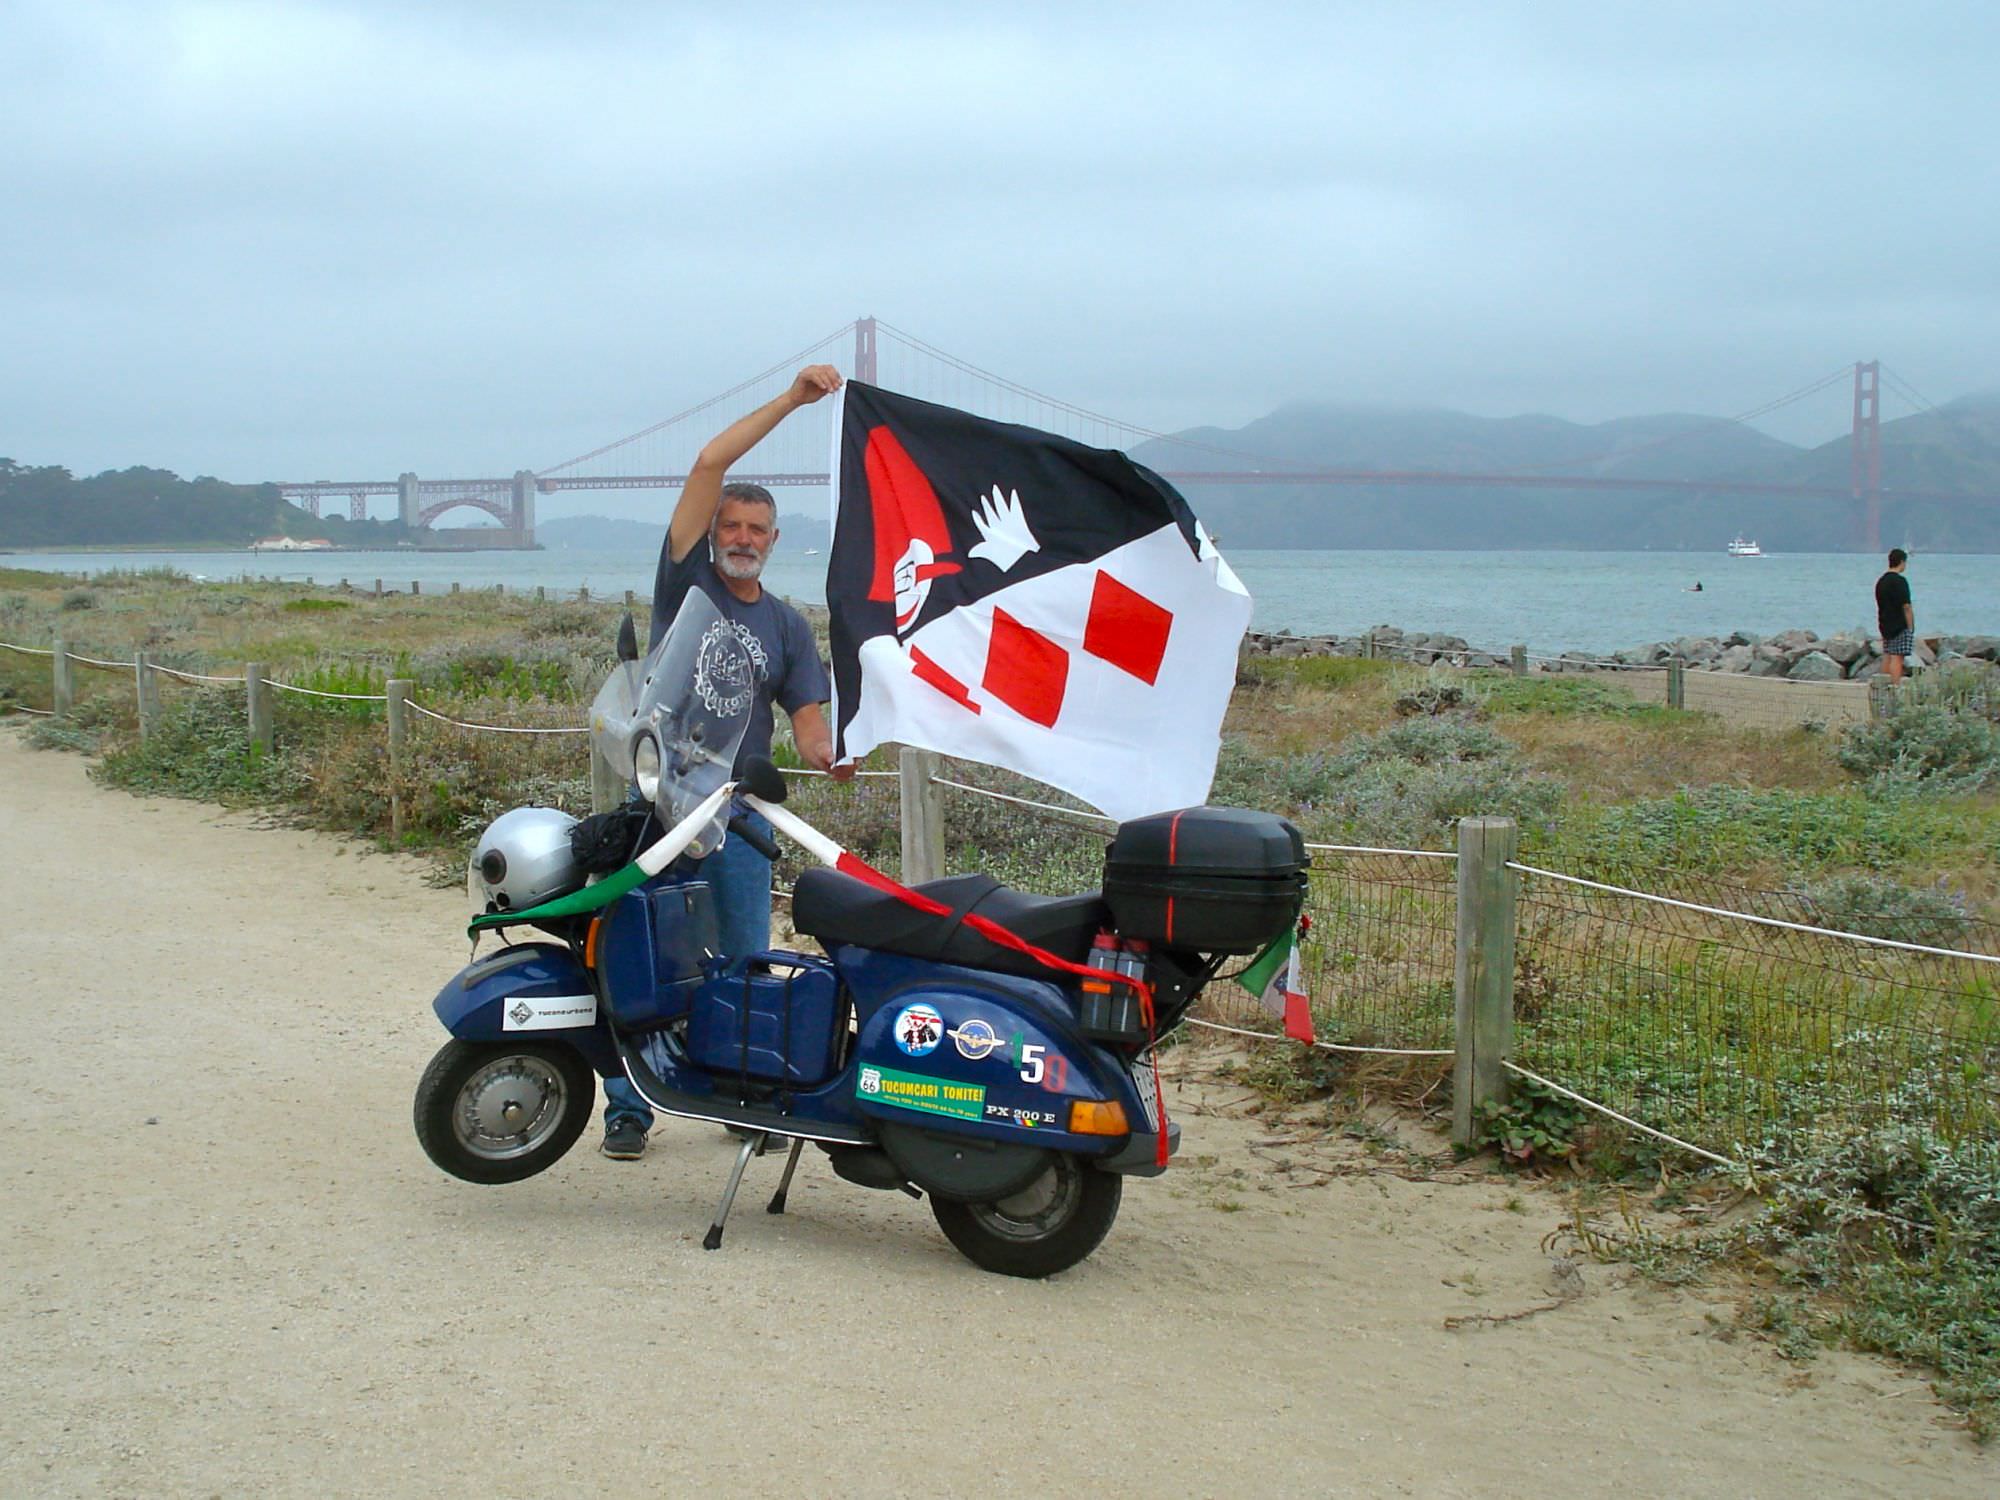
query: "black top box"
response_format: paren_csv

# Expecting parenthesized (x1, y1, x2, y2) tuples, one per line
(1103, 807, 1309, 954)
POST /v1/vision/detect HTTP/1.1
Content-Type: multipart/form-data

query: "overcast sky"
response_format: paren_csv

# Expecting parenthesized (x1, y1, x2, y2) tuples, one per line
(3, 1, 1994, 517)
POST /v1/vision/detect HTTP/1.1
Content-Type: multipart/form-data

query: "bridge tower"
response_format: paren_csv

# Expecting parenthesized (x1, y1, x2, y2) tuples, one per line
(511, 470, 537, 546)
(397, 472, 420, 530)
(854, 315, 877, 384)
(1852, 360, 1882, 553)
(349, 493, 368, 523)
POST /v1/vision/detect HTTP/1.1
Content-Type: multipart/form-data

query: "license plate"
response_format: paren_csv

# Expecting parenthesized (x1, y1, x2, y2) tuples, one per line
(1128, 1052, 1163, 1132)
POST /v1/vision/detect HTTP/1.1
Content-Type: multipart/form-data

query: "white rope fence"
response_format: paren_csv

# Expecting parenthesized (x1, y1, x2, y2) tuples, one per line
(1508, 861, 2000, 966)
(154, 665, 246, 685)
(935, 777, 1462, 861)
(406, 701, 589, 736)
(0, 641, 55, 657)
(1186, 1016, 1452, 1058)
(1502, 1060, 1742, 1170)
(264, 680, 389, 702)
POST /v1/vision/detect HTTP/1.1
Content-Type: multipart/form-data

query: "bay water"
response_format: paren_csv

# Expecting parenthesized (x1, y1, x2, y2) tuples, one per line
(7, 546, 1996, 657)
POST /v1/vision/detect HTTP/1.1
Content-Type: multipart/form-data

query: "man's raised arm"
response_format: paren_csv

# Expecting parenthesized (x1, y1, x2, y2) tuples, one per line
(666, 364, 843, 562)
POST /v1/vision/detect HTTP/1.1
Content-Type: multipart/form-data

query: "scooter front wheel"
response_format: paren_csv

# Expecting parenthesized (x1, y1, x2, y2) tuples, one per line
(414, 1039, 596, 1185)
(930, 1154, 1122, 1278)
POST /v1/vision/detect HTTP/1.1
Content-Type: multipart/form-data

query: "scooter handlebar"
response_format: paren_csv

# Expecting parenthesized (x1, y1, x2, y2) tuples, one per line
(727, 814, 782, 861)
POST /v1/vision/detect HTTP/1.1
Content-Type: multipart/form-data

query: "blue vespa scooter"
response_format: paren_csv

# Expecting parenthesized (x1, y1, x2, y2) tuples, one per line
(412, 593, 1307, 1277)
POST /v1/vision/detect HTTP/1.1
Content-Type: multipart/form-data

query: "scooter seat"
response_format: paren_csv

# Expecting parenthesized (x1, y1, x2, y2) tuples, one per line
(790, 869, 1109, 981)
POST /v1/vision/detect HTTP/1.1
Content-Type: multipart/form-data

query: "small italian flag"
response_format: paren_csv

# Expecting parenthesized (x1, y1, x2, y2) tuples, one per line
(1238, 919, 1315, 1044)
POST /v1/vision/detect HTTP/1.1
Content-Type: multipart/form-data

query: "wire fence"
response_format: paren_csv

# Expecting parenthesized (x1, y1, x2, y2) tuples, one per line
(1509, 865, 2000, 1154)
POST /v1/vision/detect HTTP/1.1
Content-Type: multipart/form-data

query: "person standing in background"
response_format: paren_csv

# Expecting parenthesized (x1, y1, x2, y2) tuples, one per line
(1875, 548, 1914, 685)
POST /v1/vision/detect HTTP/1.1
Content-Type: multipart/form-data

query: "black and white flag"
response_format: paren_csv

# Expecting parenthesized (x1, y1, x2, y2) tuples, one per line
(825, 382, 1250, 822)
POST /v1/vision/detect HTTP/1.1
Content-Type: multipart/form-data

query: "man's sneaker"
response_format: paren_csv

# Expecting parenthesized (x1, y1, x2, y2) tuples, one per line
(600, 1119, 648, 1160)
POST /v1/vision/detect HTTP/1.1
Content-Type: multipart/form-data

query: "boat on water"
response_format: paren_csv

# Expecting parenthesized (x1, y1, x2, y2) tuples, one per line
(1726, 536, 1763, 557)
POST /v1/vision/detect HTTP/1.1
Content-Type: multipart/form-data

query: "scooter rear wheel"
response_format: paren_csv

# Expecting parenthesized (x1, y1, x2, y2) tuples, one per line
(414, 1039, 596, 1185)
(930, 1154, 1122, 1278)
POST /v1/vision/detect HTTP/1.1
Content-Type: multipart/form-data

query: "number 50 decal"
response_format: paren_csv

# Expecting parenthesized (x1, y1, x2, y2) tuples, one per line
(1017, 1045, 1068, 1092)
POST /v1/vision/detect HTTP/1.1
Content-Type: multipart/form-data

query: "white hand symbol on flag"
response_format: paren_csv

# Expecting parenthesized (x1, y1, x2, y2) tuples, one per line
(968, 485, 1039, 573)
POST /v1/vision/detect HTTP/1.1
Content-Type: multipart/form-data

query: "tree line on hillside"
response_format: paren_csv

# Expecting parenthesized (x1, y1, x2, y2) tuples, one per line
(0, 461, 408, 548)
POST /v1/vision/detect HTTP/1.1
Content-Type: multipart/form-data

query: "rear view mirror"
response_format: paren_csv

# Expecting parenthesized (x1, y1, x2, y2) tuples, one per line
(616, 612, 639, 663)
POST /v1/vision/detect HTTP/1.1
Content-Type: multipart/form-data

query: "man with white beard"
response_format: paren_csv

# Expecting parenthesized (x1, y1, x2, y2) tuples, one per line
(601, 363, 848, 1161)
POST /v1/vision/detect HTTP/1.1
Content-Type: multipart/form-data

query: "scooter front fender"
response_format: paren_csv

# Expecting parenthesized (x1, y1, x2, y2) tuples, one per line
(432, 942, 621, 1077)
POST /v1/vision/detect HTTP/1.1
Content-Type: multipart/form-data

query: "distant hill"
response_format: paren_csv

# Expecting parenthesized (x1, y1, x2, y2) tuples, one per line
(1132, 395, 2000, 551)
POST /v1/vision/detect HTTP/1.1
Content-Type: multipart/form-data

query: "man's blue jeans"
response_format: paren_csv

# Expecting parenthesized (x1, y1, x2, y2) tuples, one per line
(603, 809, 774, 1132)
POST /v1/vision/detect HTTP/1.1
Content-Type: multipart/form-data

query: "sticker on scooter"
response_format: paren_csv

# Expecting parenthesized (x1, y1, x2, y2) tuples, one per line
(1016, 1044, 1068, 1090)
(893, 1002, 944, 1057)
(985, 1102, 1060, 1128)
(500, 992, 597, 1031)
(855, 1064, 984, 1121)
(948, 1018, 1003, 1060)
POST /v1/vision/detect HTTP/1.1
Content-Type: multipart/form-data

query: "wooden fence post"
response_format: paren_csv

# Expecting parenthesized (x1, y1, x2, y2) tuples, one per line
(623, 589, 634, 609)
(246, 663, 274, 753)
(51, 635, 74, 715)
(1363, 631, 1377, 661)
(411, 580, 420, 596)
(899, 746, 946, 885)
(373, 578, 383, 598)
(450, 581, 460, 595)
(590, 741, 626, 814)
(133, 652, 161, 741)
(1452, 816, 1519, 1148)
(535, 585, 546, 602)
(1666, 660, 1686, 710)
(386, 678, 412, 840)
(1510, 644, 1527, 677)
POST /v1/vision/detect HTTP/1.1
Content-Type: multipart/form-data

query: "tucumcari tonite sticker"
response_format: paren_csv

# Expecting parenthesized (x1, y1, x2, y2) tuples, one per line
(855, 1064, 985, 1122)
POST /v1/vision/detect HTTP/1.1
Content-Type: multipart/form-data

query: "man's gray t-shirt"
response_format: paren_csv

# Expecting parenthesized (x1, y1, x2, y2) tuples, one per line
(649, 536, 829, 770)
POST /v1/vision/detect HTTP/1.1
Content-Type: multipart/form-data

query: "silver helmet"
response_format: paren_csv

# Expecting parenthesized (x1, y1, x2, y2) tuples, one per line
(469, 806, 585, 915)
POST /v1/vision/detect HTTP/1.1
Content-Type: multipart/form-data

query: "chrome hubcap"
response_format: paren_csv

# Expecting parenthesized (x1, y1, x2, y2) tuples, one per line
(455, 1056, 567, 1160)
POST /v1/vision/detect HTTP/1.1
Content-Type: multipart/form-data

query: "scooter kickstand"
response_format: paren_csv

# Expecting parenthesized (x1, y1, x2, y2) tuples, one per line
(766, 1138, 806, 1215)
(702, 1131, 766, 1251)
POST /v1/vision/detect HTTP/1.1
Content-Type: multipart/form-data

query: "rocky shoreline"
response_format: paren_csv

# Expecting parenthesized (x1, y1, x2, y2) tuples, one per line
(1244, 624, 2000, 682)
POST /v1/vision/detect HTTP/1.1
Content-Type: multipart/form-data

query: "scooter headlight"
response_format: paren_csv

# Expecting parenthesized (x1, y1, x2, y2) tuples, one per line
(633, 732, 662, 803)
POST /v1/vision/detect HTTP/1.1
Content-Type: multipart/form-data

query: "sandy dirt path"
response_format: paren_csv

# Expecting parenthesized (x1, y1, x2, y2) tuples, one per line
(0, 729, 1990, 1498)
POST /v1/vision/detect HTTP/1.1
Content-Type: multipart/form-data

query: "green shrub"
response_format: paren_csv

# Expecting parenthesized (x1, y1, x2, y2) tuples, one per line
(1212, 717, 1565, 849)
(1785, 872, 1973, 946)
(1837, 704, 2000, 790)
(1477, 675, 1657, 719)
(282, 598, 352, 613)
(1582, 785, 1961, 874)
(60, 589, 98, 611)
(1242, 655, 1397, 692)
(95, 688, 293, 803)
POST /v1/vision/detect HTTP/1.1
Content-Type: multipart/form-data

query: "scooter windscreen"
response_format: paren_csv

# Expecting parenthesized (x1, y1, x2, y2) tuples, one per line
(589, 590, 753, 861)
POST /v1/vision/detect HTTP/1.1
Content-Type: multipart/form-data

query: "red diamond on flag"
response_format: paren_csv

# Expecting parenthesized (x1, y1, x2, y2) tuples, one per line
(982, 608, 1069, 727)
(1082, 571, 1173, 685)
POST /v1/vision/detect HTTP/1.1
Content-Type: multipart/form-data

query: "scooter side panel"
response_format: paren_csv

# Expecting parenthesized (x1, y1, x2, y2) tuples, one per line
(832, 945, 1127, 1157)
(432, 942, 622, 1077)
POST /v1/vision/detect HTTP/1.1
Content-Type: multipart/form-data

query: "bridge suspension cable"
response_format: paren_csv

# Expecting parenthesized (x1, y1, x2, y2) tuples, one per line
(538, 320, 855, 476)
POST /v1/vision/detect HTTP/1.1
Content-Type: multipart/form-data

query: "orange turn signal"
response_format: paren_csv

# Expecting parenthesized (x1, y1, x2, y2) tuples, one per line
(1068, 1099, 1130, 1136)
(584, 916, 604, 970)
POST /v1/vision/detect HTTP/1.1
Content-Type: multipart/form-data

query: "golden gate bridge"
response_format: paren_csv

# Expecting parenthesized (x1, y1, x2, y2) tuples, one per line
(278, 317, 1939, 552)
